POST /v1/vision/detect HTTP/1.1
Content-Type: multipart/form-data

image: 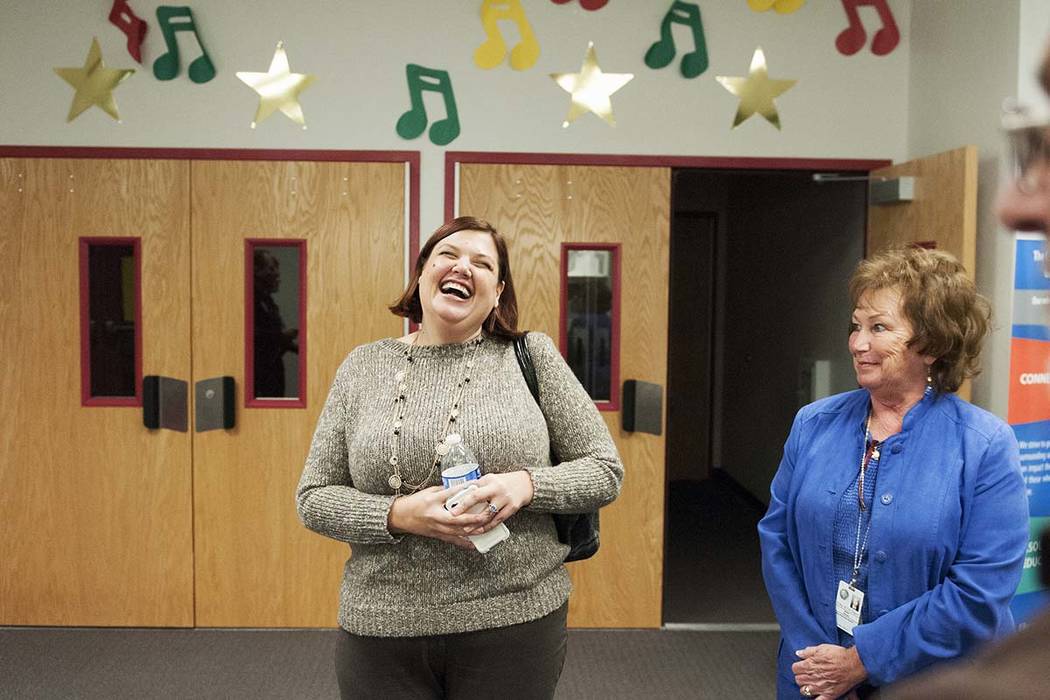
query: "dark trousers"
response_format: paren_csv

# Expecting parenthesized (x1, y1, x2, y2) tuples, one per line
(335, 603, 568, 700)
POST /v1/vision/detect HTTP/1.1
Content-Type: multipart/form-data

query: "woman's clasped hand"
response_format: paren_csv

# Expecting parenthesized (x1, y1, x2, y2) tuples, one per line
(387, 471, 535, 546)
(792, 644, 866, 699)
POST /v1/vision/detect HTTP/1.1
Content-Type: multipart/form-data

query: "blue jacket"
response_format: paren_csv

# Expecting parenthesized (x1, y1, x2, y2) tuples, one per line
(758, 389, 1028, 697)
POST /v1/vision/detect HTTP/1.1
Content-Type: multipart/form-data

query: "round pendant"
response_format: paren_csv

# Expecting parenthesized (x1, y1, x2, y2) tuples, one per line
(388, 474, 402, 490)
(436, 442, 451, 457)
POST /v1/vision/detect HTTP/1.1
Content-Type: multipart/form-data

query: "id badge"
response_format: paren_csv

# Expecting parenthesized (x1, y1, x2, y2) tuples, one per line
(835, 580, 864, 635)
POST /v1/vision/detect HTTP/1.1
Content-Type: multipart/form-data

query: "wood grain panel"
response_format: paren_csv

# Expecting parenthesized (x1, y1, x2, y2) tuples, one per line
(867, 146, 978, 400)
(192, 160, 405, 627)
(461, 163, 670, 628)
(0, 158, 193, 626)
(867, 146, 977, 271)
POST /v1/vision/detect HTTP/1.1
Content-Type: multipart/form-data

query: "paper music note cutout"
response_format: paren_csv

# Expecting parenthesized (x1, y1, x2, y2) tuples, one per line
(748, 0, 806, 14)
(108, 0, 147, 63)
(474, 0, 540, 71)
(396, 65, 461, 146)
(835, 0, 900, 56)
(644, 1, 709, 79)
(152, 6, 216, 83)
(550, 0, 609, 11)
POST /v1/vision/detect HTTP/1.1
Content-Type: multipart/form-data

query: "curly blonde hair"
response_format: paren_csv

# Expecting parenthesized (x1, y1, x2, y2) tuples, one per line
(848, 248, 990, 393)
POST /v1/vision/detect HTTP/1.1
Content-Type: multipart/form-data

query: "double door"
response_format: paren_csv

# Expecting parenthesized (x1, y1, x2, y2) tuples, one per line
(0, 156, 406, 626)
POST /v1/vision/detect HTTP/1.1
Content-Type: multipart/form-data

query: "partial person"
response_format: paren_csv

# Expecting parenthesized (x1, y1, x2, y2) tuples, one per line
(884, 39, 1050, 700)
(296, 216, 623, 700)
(253, 249, 298, 397)
(758, 247, 1029, 699)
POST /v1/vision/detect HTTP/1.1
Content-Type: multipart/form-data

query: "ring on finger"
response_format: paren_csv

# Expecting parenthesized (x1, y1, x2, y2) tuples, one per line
(801, 685, 813, 698)
(487, 503, 500, 515)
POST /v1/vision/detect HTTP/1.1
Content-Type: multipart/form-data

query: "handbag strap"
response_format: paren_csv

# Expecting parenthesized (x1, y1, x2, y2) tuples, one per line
(514, 333, 541, 406)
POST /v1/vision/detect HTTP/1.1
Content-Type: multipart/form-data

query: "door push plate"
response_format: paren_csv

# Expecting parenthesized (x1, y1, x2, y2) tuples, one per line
(143, 375, 189, 432)
(195, 376, 236, 432)
(622, 380, 663, 436)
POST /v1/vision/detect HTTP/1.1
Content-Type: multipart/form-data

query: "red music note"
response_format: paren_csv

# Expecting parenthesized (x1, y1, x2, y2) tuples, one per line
(551, 0, 609, 11)
(835, 0, 899, 56)
(108, 0, 147, 63)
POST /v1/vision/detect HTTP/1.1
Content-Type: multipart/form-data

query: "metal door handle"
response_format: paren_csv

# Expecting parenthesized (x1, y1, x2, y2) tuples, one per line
(622, 380, 663, 435)
(143, 375, 189, 432)
(195, 376, 235, 432)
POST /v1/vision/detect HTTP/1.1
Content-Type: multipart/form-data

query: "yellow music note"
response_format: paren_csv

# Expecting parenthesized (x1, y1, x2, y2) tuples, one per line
(474, 0, 540, 71)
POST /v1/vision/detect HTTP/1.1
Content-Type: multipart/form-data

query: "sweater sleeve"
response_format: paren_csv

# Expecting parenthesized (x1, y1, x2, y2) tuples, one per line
(852, 422, 1029, 685)
(758, 408, 834, 656)
(522, 332, 624, 513)
(295, 353, 401, 545)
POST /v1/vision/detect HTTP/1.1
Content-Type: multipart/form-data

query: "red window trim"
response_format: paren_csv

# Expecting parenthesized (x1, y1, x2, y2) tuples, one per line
(560, 242, 622, 412)
(244, 239, 308, 409)
(79, 237, 143, 407)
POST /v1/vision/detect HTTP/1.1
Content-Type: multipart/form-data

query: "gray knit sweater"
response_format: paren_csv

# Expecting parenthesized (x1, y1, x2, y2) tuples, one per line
(296, 331, 623, 637)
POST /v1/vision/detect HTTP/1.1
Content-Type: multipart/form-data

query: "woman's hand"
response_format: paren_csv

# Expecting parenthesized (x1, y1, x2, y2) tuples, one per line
(448, 471, 534, 534)
(792, 644, 867, 700)
(387, 486, 489, 549)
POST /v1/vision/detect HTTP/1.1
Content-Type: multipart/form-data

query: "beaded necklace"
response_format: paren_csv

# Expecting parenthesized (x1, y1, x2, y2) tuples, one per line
(387, 330, 484, 495)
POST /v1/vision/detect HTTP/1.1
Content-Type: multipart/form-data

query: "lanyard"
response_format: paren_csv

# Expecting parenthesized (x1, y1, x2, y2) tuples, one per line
(851, 412, 879, 587)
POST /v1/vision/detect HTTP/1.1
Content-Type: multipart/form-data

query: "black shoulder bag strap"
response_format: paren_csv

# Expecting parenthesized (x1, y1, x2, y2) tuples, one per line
(513, 334, 600, 562)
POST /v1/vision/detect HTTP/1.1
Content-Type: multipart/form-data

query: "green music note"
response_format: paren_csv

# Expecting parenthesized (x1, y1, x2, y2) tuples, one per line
(396, 65, 460, 146)
(152, 6, 216, 84)
(644, 1, 709, 79)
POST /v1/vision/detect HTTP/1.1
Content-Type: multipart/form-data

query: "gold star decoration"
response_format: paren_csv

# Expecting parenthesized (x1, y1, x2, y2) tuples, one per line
(236, 41, 317, 129)
(550, 42, 633, 128)
(716, 47, 797, 130)
(53, 37, 135, 123)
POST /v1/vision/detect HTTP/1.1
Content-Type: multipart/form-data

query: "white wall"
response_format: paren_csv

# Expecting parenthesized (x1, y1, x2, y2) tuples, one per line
(0, 0, 911, 234)
(907, 0, 1020, 417)
(908, 1, 1050, 419)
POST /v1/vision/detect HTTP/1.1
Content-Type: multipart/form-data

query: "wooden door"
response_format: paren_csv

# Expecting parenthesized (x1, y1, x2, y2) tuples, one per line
(867, 146, 977, 267)
(460, 163, 670, 628)
(867, 145, 978, 399)
(0, 158, 194, 626)
(191, 160, 406, 626)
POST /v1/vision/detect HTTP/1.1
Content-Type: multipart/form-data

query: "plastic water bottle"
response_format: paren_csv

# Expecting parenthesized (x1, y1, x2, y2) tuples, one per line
(440, 434, 510, 553)
(439, 433, 481, 488)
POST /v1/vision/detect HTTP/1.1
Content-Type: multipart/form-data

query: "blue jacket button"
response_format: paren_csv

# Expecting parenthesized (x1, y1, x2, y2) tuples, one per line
(881, 493, 893, 505)
(891, 444, 903, 454)
(875, 550, 887, 563)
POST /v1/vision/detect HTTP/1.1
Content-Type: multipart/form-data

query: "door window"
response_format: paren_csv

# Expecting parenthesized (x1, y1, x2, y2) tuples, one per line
(80, 237, 141, 405)
(246, 240, 306, 407)
(561, 244, 620, 410)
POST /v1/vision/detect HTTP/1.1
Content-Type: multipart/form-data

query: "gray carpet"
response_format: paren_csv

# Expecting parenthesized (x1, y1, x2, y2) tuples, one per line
(0, 627, 778, 699)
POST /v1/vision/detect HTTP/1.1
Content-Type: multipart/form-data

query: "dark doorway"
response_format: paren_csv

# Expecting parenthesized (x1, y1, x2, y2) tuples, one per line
(663, 169, 867, 625)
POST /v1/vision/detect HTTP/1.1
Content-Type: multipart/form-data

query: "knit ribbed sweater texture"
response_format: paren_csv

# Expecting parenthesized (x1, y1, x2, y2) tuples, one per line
(296, 331, 624, 637)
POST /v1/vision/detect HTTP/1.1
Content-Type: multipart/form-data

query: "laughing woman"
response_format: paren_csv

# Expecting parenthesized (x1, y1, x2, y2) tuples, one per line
(296, 216, 623, 700)
(759, 248, 1028, 699)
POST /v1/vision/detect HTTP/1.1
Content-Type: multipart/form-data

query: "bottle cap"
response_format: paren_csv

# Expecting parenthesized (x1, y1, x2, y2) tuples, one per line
(445, 433, 462, 445)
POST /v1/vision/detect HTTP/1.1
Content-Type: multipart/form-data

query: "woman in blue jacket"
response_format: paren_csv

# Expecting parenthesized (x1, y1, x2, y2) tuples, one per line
(758, 248, 1028, 699)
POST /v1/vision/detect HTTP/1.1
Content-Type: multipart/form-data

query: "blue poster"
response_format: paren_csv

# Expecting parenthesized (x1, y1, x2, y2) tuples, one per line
(1010, 239, 1050, 624)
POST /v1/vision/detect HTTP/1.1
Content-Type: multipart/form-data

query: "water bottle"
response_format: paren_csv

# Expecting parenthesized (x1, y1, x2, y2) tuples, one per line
(440, 433, 481, 488)
(440, 434, 510, 553)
